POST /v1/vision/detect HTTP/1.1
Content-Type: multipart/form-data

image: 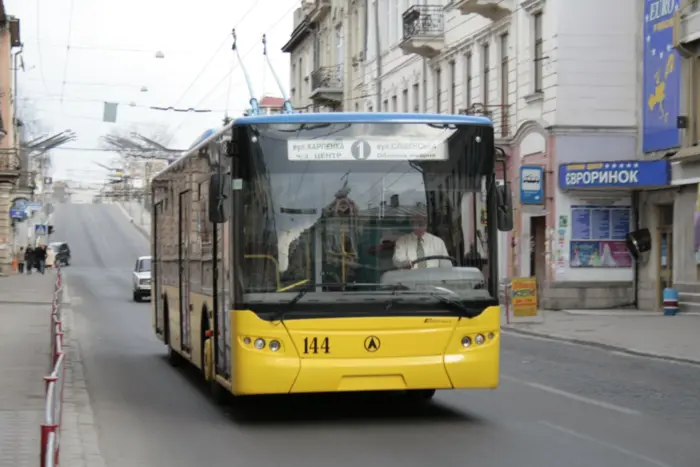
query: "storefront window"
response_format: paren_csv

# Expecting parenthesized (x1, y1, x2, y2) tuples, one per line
(569, 204, 633, 268)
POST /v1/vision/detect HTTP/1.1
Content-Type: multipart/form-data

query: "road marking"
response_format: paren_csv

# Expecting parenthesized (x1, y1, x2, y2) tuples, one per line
(539, 420, 674, 467)
(502, 374, 641, 416)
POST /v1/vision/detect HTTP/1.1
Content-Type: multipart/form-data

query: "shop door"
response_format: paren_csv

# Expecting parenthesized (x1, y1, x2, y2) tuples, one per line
(657, 227, 673, 309)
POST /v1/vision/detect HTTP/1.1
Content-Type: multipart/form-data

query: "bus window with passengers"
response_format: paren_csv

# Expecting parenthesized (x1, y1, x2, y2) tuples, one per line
(236, 120, 507, 317)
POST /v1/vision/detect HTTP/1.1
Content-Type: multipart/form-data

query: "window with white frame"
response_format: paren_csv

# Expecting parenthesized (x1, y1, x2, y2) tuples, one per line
(500, 33, 509, 105)
(412, 83, 420, 112)
(402, 88, 408, 112)
(435, 67, 442, 113)
(482, 43, 490, 105)
(391, 95, 397, 112)
(533, 12, 543, 93)
(465, 51, 472, 110)
(449, 60, 456, 114)
(383, 99, 389, 112)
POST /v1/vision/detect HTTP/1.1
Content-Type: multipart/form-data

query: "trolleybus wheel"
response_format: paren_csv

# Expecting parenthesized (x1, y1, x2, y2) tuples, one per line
(404, 389, 436, 403)
(167, 344, 183, 367)
(210, 379, 229, 406)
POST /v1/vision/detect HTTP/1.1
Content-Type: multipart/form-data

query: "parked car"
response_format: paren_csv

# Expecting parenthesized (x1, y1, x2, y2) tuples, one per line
(132, 256, 152, 302)
(49, 242, 71, 266)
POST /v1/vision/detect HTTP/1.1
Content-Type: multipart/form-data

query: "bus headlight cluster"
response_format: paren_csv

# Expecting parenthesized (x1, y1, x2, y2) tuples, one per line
(243, 337, 281, 352)
(461, 333, 492, 348)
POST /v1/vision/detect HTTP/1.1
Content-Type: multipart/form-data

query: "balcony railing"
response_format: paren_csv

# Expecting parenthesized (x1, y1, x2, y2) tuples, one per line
(311, 65, 343, 92)
(402, 5, 444, 41)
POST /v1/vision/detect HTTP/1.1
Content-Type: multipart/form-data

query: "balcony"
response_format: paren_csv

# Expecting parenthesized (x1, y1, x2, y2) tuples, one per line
(308, 0, 331, 24)
(399, 5, 445, 58)
(676, 0, 700, 45)
(310, 65, 343, 105)
(453, 0, 515, 22)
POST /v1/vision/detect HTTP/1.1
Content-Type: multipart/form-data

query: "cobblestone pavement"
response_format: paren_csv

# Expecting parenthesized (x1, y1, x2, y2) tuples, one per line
(0, 273, 54, 467)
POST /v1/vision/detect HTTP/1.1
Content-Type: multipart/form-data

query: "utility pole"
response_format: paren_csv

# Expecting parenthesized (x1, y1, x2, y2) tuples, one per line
(374, 0, 382, 111)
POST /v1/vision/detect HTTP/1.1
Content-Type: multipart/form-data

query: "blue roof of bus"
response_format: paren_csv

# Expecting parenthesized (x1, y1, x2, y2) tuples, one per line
(235, 112, 492, 126)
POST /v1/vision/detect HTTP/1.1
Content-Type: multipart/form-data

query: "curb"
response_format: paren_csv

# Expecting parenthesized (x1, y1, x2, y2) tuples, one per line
(114, 202, 149, 239)
(502, 326, 700, 367)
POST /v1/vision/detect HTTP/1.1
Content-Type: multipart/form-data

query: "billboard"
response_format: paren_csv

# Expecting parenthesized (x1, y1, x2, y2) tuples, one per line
(642, 1, 681, 153)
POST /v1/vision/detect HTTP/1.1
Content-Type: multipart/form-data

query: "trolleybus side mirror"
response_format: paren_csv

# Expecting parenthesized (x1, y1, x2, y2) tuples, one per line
(208, 173, 231, 224)
(496, 182, 513, 232)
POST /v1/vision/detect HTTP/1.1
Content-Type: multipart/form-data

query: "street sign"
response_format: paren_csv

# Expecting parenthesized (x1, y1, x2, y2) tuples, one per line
(35, 225, 47, 236)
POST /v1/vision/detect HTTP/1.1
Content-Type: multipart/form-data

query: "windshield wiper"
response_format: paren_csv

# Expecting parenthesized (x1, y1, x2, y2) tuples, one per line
(427, 293, 480, 318)
(270, 283, 389, 321)
(388, 286, 480, 318)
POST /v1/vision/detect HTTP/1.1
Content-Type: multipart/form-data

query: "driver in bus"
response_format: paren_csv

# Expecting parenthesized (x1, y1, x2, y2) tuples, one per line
(393, 211, 450, 269)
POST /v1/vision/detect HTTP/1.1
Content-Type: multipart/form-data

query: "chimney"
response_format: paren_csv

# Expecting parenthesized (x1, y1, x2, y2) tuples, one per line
(390, 194, 399, 208)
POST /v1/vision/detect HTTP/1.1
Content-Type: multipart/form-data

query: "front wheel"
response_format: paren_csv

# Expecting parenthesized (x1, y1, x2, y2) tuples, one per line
(404, 389, 436, 403)
(132, 290, 141, 302)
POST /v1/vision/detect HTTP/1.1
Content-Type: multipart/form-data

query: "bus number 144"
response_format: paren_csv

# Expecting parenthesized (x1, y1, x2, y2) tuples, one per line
(303, 337, 330, 354)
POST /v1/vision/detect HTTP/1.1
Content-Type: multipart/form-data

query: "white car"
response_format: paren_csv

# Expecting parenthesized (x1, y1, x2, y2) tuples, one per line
(132, 256, 152, 302)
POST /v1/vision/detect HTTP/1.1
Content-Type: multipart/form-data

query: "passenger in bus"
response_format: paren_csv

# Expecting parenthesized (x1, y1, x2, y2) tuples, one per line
(393, 211, 450, 269)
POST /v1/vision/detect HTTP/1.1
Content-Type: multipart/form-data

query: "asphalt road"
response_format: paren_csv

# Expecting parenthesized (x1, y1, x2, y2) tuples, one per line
(53, 203, 700, 467)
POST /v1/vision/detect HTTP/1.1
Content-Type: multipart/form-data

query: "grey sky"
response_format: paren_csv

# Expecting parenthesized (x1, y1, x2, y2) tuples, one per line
(10, 0, 296, 182)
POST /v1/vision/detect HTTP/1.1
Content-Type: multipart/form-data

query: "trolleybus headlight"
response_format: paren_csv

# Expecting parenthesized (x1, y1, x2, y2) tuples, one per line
(461, 336, 471, 347)
(254, 338, 266, 349)
(475, 334, 485, 345)
(269, 340, 281, 352)
(243, 337, 251, 345)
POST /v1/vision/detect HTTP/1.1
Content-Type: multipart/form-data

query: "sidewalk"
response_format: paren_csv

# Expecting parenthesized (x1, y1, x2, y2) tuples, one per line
(0, 273, 54, 466)
(116, 201, 150, 238)
(503, 309, 700, 365)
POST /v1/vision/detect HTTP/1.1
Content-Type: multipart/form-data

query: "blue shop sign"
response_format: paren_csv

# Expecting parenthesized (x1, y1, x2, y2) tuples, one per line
(559, 160, 670, 190)
(520, 165, 544, 204)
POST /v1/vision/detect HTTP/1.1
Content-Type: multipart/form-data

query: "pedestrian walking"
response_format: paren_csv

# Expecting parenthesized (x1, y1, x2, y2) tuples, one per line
(36, 244, 47, 275)
(24, 246, 34, 275)
(46, 246, 55, 270)
(15, 247, 25, 274)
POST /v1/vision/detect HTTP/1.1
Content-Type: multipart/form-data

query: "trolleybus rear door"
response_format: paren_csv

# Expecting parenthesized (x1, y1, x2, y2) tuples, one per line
(178, 190, 192, 352)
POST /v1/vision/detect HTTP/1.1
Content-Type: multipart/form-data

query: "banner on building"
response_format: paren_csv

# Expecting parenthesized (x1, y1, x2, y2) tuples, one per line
(642, 0, 681, 152)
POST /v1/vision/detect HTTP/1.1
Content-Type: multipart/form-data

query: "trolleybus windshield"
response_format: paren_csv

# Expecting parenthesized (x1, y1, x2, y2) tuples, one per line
(239, 121, 498, 315)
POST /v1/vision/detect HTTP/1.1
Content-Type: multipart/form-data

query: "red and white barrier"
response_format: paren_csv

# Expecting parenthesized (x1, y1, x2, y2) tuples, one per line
(41, 264, 65, 467)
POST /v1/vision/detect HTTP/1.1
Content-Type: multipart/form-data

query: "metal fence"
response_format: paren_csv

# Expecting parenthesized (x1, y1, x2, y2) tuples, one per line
(41, 265, 65, 467)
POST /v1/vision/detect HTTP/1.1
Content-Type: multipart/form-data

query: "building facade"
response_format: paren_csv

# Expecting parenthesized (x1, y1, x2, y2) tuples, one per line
(0, 2, 21, 274)
(635, 0, 700, 312)
(361, 0, 640, 309)
(282, 0, 366, 112)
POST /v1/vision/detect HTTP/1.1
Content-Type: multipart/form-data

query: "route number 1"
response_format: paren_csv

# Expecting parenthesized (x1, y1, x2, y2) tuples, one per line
(303, 337, 330, 354)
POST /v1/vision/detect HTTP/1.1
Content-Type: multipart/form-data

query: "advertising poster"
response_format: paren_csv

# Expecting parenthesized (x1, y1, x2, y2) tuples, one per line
(511, 277, 538, 317)
(642, 0, 681, 152)
(569, 205, 632, 268)
(570, 241, 632, 268)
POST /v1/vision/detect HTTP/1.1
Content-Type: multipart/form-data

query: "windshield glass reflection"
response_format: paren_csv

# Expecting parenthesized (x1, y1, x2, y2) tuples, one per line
(240, 122, 494, 304)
